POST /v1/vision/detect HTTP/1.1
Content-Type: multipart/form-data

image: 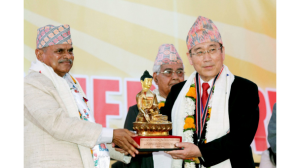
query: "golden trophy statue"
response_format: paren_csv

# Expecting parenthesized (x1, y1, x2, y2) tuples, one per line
(132, 70, 182, 151)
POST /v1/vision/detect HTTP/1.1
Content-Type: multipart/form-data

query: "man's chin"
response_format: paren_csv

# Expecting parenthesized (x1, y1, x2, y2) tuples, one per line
(56, 70, 71, 76)
(62, 69, 71, 74)
(169, 82, 180, 87)
(168, 84, 176, 88)
(58, 66, 72, 72)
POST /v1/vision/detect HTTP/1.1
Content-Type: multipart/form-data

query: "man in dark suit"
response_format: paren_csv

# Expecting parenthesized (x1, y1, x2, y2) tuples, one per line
(162, 16, 259, 168)
(122, 44, 185, 168)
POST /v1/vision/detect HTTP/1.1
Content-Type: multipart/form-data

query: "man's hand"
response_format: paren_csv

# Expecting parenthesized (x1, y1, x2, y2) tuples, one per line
(112, 143, 129, 155)
(165, 142, 202, 159)
(112, 129, 139, 157)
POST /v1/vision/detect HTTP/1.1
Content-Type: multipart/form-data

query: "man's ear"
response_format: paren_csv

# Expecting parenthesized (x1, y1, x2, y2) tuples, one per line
(35, 49, 43, 62)
(221, 46, 225, 61)
(186, 52, 193, 65)
(153, 72, 158, 85)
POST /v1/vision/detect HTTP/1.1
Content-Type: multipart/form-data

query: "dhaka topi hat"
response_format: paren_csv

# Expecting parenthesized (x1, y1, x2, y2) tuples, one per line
(186, 16, 222, 51)
(36, 24, 72, 49)
(154, 44, 183, 66)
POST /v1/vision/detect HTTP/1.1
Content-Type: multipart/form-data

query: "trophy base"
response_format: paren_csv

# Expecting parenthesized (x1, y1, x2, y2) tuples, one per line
(137, 148, 183, 152)
(133, 122, 172, 136)
(133, 135, 182, 151)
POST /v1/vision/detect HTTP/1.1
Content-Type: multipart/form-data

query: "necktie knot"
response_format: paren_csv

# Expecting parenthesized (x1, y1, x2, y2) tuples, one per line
(202, 83, 210, 92)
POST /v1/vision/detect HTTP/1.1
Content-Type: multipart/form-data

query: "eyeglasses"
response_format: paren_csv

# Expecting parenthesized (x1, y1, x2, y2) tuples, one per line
(190, 46, 222, 57)
(159, 70, 185, 77)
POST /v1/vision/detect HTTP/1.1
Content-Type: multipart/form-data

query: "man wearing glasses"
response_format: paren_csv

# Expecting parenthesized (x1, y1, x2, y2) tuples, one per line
(119, 44, 185, 168)
(161, 16, 259, 168)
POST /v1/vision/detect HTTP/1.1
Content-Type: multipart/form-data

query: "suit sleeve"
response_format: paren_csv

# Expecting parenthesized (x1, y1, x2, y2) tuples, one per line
(159, 94, 174, 124)
(124, 105, 139, 131)
(160, 81, 186, 136)
(159, 89, 176, 136)
(268, 103, 276, 153)
(160, 82, 184, 122)
(24, 81, 103, 149)
(199, 80, 260, 167)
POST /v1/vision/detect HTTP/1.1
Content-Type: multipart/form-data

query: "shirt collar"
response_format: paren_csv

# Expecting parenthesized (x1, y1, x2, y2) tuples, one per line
(199, 76, 214, 87)
(153, 89, 166, 102)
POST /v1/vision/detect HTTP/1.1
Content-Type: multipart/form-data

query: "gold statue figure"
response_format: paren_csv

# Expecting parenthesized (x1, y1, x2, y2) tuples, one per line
(133, 70, 172, 136)
(136, 77, 158, 122)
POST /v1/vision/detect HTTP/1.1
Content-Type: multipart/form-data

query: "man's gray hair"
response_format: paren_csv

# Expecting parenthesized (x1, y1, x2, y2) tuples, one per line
(153, 64, 161, 74)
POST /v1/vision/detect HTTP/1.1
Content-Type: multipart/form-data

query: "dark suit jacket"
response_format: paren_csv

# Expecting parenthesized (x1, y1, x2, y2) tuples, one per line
(160, 76, 259, 168)
(268, 103, 276, 154)
(123, 105, 154, 168)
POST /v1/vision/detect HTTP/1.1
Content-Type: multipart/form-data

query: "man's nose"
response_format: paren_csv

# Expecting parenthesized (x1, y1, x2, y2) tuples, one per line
(65, 52, 73, 59)
(171, 72, 180, 80)
(203, 52, 212, 61)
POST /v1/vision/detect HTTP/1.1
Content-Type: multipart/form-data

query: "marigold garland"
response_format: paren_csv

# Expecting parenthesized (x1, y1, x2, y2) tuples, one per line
(202, 104, 212, 147)
(206, 107, 212, 121)
(183, 83, 197, 167)
(158, 101, 165, 109)
(186, 87, 197, 99)
(184, 116, 196, 130)
(183, 77, 217, 167)
(184, 158, 195, 162)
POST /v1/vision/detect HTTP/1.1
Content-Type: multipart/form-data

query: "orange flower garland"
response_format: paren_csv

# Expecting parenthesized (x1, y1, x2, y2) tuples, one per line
(206, 107, 212, 121)
(186, 86, 197, 99)
(158, 101, 165, 109)
(183, 83, 197, 165)
(184, 117, 196, 130)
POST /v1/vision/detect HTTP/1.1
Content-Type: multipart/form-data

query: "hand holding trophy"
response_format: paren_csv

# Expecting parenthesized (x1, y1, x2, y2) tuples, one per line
(112, 129, 139, 157)
(132, 70, 182, 151)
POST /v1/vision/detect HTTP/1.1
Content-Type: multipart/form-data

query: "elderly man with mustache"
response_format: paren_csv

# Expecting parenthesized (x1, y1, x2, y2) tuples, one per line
(24, 24, 139, 168)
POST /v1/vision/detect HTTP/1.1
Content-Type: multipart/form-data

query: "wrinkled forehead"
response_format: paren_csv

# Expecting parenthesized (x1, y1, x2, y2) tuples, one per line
(44, 44, 73, 51)
(51, 43, 73, 49)
(160, 63, 184, 71)
(191, 41, 220, 51)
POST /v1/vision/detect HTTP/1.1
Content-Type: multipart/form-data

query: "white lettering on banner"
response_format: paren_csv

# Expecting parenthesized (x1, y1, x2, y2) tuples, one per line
(69, 75, 276, 154)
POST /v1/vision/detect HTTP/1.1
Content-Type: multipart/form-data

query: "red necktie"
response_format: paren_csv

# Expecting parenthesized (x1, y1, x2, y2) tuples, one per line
(201, 83, 210, 110)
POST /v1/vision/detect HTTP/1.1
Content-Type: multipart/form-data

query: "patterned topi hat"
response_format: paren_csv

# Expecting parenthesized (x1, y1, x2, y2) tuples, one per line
(154, 44, 183, 66)
(186, 16, 222, 51)
(36, 24, 72, 49)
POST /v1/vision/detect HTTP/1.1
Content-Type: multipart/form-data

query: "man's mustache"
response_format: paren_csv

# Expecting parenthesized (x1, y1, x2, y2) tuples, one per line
(58, 59, 73, 64)
(169, 80, 180, 86)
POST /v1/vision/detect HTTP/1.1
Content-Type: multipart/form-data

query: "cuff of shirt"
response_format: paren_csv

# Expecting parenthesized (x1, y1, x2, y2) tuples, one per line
(96, 128, 114, 144)
(123, 155, 132, 164)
